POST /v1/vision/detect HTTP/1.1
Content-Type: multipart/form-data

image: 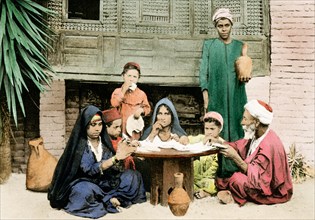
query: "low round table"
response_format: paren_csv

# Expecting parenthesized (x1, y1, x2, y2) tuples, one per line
(135, 148, 218, 206)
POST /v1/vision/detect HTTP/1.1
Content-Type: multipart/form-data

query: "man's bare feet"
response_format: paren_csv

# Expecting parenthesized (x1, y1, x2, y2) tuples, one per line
(217, 190, 234, 204)
(194, 190, 210, 199)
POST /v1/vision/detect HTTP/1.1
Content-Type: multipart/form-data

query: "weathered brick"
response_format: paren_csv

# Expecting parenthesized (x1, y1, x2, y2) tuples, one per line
(270, 0, 315, 158)
(272, 29, 315, 36)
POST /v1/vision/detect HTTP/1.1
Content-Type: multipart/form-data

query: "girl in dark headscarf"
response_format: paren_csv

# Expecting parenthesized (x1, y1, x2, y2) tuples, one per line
(141, 97, 189, 145)
(48, 105, 146, 219)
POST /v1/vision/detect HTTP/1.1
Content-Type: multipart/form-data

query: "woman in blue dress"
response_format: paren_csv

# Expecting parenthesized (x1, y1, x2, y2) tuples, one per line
(48, 105, 146, 219)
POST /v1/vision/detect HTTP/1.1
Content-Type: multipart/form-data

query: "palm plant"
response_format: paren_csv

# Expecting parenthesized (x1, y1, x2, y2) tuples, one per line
(0, 0, 55, 183)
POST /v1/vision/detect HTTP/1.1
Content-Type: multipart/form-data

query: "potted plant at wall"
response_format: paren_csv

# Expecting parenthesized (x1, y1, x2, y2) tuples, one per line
(287, 143, 314, 183)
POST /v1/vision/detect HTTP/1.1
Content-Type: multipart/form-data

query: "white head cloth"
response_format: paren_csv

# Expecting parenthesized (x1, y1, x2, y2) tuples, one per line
(212, 8, 233, 25)
(126, 114, 144, 137)
(244, 100, 273, 125)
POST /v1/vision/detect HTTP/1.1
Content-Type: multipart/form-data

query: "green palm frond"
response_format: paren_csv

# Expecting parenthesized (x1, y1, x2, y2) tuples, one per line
(0, 0, 56, 126)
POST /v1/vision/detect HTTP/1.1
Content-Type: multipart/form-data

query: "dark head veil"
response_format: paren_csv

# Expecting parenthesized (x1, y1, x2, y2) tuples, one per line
(140, 97, 187, 140)
(48, 105, 113, 208)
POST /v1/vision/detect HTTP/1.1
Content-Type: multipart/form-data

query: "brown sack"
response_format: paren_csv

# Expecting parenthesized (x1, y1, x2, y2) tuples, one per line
(235, 43, 252, 82)
(26, 137, 58, 192)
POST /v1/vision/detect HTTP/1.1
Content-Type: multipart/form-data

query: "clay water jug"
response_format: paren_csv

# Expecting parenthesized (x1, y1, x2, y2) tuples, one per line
(168, 172, 191, 216)
(26, 137, 58, 191)
(235, 43, 252, 82)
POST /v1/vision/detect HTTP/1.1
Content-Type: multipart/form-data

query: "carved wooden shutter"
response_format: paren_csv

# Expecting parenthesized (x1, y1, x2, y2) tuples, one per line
(47, 0, 269, 84)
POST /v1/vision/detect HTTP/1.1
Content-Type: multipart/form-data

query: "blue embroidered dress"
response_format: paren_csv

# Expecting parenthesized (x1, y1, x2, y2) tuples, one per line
(48, 105, 146, 219)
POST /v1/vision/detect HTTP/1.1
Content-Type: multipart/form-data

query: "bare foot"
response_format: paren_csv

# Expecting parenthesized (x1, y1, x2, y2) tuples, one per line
(217, 190, 234, 204)
(194, 190, 210, 199)
(110, 197, 122, 212)
(110, 197, 121, 207)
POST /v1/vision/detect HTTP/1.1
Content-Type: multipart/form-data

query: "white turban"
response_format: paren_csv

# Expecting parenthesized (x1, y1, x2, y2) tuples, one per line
(212, 8, 233, 25)
(244, 100, 273, 125)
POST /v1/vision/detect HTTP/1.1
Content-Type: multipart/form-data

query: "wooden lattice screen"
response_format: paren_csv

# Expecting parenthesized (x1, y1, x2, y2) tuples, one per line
(47, 0, 269, 86)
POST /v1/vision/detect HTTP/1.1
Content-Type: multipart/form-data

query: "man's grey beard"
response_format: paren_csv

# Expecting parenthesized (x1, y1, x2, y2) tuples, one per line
(243, 123, 256, 139)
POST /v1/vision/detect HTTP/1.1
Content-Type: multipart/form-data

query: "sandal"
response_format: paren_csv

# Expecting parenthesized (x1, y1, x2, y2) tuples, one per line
(194, 190, 210, 199)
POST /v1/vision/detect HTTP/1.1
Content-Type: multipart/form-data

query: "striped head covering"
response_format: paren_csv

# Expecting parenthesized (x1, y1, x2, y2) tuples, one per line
(212, 8, 233, 26)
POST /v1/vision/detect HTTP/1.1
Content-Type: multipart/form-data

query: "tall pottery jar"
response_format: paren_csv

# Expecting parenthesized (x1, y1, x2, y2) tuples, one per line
(167, 172, 191, 216)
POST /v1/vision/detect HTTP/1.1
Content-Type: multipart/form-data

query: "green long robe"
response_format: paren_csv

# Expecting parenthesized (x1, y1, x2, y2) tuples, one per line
(199, 38, 247, 178)
(199, 38, 247, 142)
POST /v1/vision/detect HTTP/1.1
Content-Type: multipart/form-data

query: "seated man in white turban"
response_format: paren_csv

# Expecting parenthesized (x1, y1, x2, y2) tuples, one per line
(212, 100, 293, 206)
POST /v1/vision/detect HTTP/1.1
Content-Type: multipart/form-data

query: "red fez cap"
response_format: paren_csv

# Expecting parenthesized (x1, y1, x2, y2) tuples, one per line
(124, 62, 141, 71)
(102, 108, 122, 123)
(257, 100, 273, 112)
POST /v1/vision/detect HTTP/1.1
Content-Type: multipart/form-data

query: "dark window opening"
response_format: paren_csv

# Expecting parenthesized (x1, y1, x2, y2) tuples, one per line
(68, 0, 100, 20)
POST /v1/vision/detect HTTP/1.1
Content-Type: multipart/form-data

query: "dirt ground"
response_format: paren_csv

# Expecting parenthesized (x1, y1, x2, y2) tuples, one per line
(0, 173, 314, 220)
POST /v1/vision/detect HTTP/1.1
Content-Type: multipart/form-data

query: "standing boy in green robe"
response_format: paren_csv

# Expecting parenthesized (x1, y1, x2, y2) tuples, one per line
(199, 8, 251, 178)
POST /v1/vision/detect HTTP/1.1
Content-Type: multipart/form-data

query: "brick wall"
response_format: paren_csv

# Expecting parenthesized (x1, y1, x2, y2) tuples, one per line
(10, 113, 26, 173)
(10, 83, 40, 173)
(39, 79, 66, 159)
(269, 0, 314, 162)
